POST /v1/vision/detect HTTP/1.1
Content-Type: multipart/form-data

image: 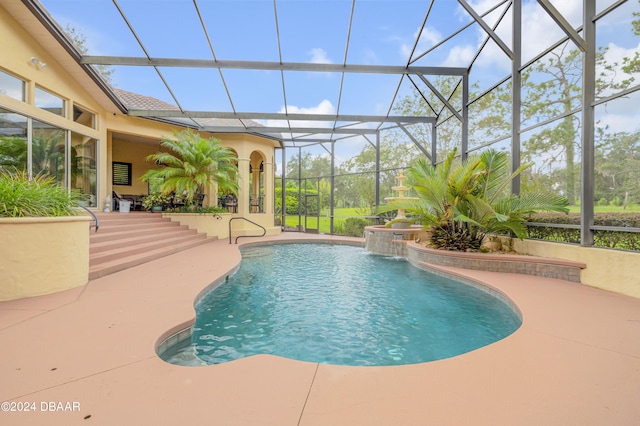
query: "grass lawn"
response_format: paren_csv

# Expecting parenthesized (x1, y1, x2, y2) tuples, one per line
(283, 208, 377, 234)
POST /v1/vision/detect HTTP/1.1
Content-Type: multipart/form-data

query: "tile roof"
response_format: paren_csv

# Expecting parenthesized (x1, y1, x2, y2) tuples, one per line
(113, 88, 266, 130)
(114, 88, 180, 111)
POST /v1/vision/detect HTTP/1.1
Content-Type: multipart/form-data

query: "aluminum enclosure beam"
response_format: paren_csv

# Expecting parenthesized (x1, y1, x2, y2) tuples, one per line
(82, 56, 468, 76)
(127, 110, 436, 124)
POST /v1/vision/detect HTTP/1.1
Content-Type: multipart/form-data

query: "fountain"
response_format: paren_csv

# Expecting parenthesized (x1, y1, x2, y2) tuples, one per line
(364, 170, 424, 256)
(383, 170, 418, 228)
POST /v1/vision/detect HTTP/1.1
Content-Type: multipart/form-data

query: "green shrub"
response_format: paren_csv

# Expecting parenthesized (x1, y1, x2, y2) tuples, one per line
(0, 169, 84, 217)
(526, 212, 640, 251)
(340, 217, 368, 237)
(597, 197, 609, 206)
(611, 196, 623, 207)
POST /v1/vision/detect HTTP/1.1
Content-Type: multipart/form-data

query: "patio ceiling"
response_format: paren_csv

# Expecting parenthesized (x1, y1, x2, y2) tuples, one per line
(23, 0, 565, 148)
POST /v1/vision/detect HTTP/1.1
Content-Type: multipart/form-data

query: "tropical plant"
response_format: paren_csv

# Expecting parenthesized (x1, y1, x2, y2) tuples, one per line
(141, 192, 172, 211)
(0, 169, 84, 217)
(380, 148, 569, 251)
(140, 129, 238, 205)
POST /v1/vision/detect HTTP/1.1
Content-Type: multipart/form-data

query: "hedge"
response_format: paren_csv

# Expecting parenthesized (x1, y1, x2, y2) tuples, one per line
(525, 212, 640, 251)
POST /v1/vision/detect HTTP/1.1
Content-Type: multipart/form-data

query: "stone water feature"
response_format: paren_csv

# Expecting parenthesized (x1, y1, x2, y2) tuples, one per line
(365, 170, 424, 257)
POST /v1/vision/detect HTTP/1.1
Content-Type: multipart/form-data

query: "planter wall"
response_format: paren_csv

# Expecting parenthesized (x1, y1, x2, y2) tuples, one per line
(165, 213, 281, 240)
(0, 216, 91, 301)
(405, 241, 585, 283)
(514, 239, 640, 299)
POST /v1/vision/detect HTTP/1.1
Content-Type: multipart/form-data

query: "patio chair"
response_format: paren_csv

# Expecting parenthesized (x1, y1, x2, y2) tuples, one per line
(194, 193, 206, 208)
(225, 194, 237, 213)
(112, 191, 135, 211)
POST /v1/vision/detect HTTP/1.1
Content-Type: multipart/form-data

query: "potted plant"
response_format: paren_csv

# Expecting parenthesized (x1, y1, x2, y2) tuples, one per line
(142, 192, 172, 212)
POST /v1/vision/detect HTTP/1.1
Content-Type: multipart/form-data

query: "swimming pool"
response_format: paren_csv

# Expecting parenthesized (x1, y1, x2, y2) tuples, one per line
(160, 243, 521, 366)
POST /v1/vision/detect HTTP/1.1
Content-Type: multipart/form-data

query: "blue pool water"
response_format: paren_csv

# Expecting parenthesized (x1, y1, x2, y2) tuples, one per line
(160, 243, 521, 366)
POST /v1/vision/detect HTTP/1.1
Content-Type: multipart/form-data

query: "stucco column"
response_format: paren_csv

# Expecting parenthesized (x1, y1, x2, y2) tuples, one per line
(237, 157, 250, 216)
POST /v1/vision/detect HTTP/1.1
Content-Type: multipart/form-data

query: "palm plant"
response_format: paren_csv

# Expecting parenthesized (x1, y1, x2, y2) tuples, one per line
(140, 129, 238, 205)
(384, 148, 569, 251)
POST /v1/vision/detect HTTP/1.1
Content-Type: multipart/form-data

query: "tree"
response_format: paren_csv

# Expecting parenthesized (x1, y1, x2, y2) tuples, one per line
(64, 25, 114, 85)
(140, 129, 238, 204)
(383, 148, 568, 251)
(595, 130, 640, 206)
(521, 44, 582, 205)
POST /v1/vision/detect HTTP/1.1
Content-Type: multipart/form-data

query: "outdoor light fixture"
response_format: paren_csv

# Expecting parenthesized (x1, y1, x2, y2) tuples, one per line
(30, 57, 46, 68)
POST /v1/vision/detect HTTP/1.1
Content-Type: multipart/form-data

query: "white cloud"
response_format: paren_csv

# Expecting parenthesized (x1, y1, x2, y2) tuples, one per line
(600, 42, 640, 88)
(401, 26, 442, 61)
(442, 45, 476, 67)
(279, 99, 336, 115)
(263, 99, 337, 131)
(309, 48, 332, 64)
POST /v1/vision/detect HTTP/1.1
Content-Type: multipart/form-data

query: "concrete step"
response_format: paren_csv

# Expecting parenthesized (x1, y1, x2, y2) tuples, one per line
(90, 233, 208, 266)
(88, 212, 215, 279)
(90, 222, 187, 241)
(89, 237, 216, 280)
(90, 227, 199, 254)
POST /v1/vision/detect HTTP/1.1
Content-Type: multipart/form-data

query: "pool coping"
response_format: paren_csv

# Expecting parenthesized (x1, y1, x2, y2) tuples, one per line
(1, 232, 639, 425)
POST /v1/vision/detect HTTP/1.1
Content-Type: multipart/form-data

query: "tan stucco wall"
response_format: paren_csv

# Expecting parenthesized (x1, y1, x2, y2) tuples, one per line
(112, 138, 160, 196)
(514, 239, 640, 299)
(165, 213, 281, 240)
(1, 6, 109, 208)
(0, 216, 91, 301)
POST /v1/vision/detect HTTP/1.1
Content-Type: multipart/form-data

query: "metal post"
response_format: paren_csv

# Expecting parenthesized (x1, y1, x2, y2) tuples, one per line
(281, 146, 286, 229)
(431, 123, 437, 167)
(330, 141, 335, 234)
(461, 72, 469, 162)
(581, 0, 596, 246)
(375, 131, 380, 207)
(298, 147, 302, 231)
(511, 0, 522, 195)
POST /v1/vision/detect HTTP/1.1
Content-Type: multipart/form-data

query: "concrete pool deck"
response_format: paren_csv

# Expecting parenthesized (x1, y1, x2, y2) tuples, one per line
(1, 233, 639, 425)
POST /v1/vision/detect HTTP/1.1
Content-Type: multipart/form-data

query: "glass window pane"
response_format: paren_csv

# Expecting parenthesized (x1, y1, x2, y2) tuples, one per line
(0, 69, 25, 102)
(32, 120, 66, 186)
(35, 86, 65, 117)
(0, 108, 28, 171)
(72, 104, 96, 129)
(71, 132, 98, 207)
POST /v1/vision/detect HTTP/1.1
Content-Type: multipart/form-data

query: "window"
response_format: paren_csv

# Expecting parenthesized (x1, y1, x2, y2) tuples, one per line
(112, 161, 132, 186)
(35, 86, 65, 117)
(0, 108, 28, 170)
(72, 133, 97, 207)
(72, 103, 96, 129)
(0, 69, 25, 102)
(32, 120, 66, 186)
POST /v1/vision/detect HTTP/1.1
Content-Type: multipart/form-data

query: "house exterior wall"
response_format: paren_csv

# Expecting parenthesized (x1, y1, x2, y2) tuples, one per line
(1, 3, 280, 219)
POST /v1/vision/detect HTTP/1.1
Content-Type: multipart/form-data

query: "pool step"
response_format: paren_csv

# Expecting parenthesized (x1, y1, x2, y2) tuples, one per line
(89, 212, 217, 280)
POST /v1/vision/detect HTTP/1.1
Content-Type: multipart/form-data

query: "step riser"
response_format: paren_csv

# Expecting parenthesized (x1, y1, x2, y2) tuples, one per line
(92, 222, 182, 235)
(90, 229, 198, 254)
(90, 234, 208, 266)
(89, 238, 214, 280)
(88, 213, 213, 279)
(90, 225, 190, 243)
